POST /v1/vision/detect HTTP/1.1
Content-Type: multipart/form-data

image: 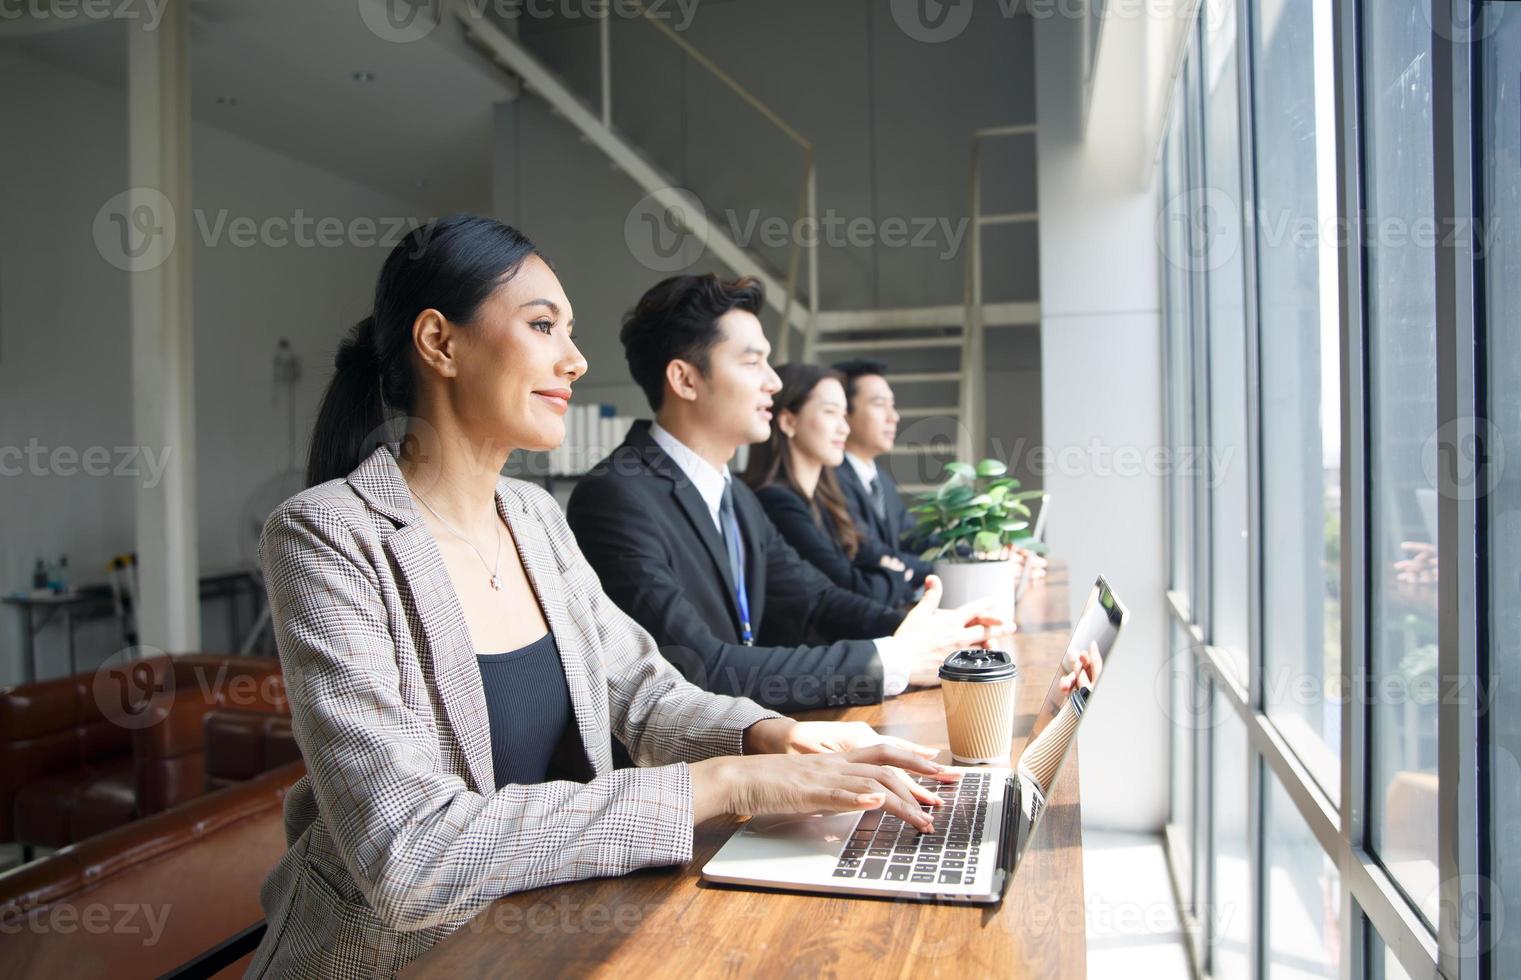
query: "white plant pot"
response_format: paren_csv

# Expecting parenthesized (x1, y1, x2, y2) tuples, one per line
(932, 558, 1017, 626)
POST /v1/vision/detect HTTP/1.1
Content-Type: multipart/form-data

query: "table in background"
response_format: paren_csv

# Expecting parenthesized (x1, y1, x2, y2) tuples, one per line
(407, 563, 1086, 978)
(3, 568, 264, 683)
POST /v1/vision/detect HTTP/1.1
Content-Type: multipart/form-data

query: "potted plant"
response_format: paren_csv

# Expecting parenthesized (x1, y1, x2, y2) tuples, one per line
(908, 458, 1047, 621)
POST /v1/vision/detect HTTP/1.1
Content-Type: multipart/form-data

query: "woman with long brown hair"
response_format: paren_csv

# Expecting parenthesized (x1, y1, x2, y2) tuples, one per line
(743, 363, 916, 608)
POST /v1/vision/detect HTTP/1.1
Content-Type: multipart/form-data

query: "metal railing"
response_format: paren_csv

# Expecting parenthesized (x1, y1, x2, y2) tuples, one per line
(601, 3, 818, 360)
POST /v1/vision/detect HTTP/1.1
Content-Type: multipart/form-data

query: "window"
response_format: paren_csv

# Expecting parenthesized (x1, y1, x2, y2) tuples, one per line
(1361, 0, 1440, 920)
(1210, 686, 1250, 980)
(1264, 775, 1340, 977)
(1249, 0, 1342, 801)
(1164, 78, 1197, 603)
(1481, 1, 1520, 967)
(1201, 0, 1251, 672)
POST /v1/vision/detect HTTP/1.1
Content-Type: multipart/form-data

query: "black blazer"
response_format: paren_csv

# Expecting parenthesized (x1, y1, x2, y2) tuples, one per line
(566, 422, 907, 712)
(752, 483, 915, 609)
(834, 459, 934, 583)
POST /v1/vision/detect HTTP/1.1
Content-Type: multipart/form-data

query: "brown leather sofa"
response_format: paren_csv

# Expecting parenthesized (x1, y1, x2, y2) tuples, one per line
(0, 760, 304, 979)
(0, 654, 294, 852)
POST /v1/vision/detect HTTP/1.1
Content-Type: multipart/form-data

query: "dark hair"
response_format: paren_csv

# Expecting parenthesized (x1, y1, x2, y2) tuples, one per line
(620, 273, 765, 412)
(306, 214, 547, 486)
(831, 357, 890, 415)
(741, 363, 862, 559)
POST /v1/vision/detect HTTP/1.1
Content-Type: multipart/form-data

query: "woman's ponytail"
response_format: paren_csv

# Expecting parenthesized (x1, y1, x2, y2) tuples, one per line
(302, 214, 547, 488)
(306, 316, 387, 487)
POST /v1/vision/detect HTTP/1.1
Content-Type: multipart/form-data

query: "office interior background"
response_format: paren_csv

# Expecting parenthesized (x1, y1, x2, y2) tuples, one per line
(0, 0, 1511, 977)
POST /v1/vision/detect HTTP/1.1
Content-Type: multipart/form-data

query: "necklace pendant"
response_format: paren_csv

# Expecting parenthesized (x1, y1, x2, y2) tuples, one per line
(490, 574, 502, 591)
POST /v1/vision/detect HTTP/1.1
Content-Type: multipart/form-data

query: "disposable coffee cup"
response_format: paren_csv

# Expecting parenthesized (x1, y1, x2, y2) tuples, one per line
(938, 649, 1018, 765)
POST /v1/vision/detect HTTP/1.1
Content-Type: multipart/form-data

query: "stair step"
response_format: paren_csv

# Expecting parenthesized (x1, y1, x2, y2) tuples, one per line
(895, 406, 960, 419)
(888, 371, 963, 384)
(813, 336, 964, 352)
(976, 211, 1039, 226)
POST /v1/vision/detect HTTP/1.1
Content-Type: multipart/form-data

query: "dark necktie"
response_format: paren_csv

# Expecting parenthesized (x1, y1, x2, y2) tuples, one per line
(718, 481, 753, 644)
(867, 474, 887, 521)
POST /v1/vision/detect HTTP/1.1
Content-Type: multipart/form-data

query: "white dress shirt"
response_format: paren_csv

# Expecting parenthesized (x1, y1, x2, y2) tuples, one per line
(843, 450, 880, 494)
(650, 422, 912, 696)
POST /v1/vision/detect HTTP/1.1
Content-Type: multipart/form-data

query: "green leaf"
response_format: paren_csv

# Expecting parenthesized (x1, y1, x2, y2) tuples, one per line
(975, 458, 1008, 477)
(1008, 489, 1045, 502)
(973, 530, 1003, 554)
(985, 477, 1021, 492)
(943, 461, 976, 479)
(988, 484, 1010, 503)
(942, 485, 975, 507)
(968, 494, 993, 508)
(1000, 520, 1029, 533)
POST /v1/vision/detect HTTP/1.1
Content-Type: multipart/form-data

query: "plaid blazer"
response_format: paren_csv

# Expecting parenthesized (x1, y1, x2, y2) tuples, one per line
(246, 444, 780, 979)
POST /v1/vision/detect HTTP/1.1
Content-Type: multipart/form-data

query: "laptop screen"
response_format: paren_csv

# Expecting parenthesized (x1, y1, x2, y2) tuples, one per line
(1011, 575, 1128, 865)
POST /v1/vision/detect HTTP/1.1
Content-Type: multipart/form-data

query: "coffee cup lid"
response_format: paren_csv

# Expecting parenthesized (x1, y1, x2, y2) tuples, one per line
(938, 648, 1017, 683)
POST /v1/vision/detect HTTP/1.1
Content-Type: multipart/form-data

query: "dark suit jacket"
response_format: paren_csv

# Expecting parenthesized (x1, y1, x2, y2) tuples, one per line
(834, 459, 934, 584)
(566, 421, 907, 712)
(752, 483, 915, 609)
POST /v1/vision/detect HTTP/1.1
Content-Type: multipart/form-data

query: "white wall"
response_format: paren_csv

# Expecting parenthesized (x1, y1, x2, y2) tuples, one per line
(0, 49, 432, 684)
(1034, 11, 1169, 833)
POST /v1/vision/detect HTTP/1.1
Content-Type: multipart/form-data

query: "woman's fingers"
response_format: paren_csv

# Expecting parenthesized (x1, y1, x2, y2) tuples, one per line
(841, 770, 935, 832)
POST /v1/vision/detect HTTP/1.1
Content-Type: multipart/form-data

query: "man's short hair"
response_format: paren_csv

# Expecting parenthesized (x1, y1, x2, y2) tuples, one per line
(621, 274, 765, 411)
(831, 357, 890, 414)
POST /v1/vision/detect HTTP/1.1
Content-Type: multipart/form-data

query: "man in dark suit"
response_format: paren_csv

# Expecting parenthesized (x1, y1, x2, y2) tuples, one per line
(832, 359, 935, 587)
(567, 275, 1005, 713)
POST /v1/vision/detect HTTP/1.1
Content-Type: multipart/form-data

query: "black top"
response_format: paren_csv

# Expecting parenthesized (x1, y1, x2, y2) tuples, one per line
(565, 420, 906, 713)
(476, 632, 576, 788)
(833, 460, 933, 584)
(752, 483, 915, 609)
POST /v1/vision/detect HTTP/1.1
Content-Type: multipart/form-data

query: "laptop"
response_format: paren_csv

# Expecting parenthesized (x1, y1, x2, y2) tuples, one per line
(1014, 493, 1051, 606)
(702, 575, 1129, 904)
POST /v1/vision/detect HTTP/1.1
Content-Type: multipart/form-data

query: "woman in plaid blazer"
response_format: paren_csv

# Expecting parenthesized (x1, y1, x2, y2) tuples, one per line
(247, 216, 961, 978)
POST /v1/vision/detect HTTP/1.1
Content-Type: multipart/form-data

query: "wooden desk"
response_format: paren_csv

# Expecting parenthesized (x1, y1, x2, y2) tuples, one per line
(406, 565, 1086, 978)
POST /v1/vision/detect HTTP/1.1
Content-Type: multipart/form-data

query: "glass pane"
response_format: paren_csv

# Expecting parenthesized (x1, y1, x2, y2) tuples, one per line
(1251, 0, 1342, 802)
(1367, 923, 1416, 980)
(1210, 686, 1250, 980)
(1482, 2, 1521, 967)
(1164, 85, 1196, 601)
(1265, 775, 1341, 978)
(1202, 0, 1250, 671)
(1362, 0, 1440, 920)
(1169, 621, 1198, 911)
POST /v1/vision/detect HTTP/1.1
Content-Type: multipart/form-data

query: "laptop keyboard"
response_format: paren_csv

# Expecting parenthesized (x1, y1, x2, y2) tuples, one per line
(831, 770, 990, 886)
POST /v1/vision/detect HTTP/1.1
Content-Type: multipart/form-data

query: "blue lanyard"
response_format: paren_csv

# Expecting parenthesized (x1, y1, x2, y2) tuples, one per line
(723, 514, 755, 645)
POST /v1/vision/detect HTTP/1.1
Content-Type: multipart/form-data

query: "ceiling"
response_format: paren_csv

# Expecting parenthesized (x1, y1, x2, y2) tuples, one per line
(1, 0, 521, 213)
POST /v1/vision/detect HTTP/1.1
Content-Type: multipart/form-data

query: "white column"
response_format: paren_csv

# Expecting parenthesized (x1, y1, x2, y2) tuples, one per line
(128, 0, 198, 652)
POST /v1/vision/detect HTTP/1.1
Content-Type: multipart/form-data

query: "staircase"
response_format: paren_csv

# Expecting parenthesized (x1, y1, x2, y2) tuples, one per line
(446, 3, 1038, 491)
